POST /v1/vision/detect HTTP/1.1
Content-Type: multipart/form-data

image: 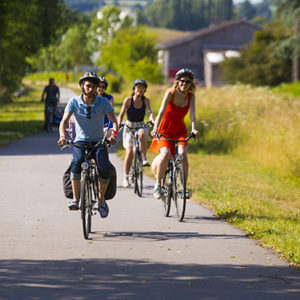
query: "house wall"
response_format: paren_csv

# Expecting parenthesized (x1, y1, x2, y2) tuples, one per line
(165, 23, 258, 82)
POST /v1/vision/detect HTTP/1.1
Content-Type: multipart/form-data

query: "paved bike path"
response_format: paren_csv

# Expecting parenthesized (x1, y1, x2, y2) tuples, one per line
(0, 90, 299, 299)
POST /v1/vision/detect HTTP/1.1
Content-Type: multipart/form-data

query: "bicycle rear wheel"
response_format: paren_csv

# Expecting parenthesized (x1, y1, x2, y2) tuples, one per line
(46, 109, 53, 132)
(173, 163, 186, 222)
(162, 169, 171, 217)
(80, 174, 90, 239)
(134, 151, 143, 197)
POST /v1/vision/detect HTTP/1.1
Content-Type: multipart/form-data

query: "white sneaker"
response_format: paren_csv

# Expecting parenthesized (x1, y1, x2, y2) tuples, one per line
(123, 177, 130, 188)
(142, 157, 150, 167)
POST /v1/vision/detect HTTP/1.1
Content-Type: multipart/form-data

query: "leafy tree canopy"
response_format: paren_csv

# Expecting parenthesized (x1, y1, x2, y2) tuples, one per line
(221, 20, 292, 86)
(0, 0, 73, 100)
(99, 26, 163, 83)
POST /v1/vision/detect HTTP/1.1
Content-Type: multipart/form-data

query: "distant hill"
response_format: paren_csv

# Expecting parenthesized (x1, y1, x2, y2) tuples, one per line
(65, 0, 153, 12)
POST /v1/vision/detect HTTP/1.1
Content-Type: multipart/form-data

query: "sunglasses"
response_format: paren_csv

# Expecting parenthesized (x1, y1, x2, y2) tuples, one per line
(180, 79, 192, 84)
(86, 106, 91, 119)
(99, 85, 107, 89)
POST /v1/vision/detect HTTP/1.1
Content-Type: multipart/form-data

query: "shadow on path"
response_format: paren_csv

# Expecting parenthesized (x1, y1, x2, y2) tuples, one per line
(0, 259, 299, 299)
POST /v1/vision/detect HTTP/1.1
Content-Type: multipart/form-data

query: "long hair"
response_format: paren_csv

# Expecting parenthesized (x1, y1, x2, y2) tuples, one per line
(170, 79, 196, 94)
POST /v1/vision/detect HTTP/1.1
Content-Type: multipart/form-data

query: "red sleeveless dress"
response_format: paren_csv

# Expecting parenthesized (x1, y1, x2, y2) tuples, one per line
(149, 92, 191, 156)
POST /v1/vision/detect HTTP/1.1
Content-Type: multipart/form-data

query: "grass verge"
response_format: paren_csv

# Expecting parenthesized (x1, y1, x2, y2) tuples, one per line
(0, 85, 44, 146)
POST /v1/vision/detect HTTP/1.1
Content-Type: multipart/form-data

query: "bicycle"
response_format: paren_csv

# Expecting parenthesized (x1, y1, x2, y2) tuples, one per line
(45, 103, 55, 132)
(61, 138, 109, 239)
(156, 132, 196, 222)
(120, 121, 152, 197)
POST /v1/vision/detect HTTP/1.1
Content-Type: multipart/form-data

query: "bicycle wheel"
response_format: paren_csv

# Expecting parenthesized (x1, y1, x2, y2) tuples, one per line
(134, 151, 143, 197)
(162, 168, 171, 217)
(46, 109, 52, 132)
(173, 163, 186, 222)
(80, 174, 90, 239)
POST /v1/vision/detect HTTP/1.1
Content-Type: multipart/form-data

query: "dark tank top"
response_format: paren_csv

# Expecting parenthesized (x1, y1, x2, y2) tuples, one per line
(126, 96, 146, 122)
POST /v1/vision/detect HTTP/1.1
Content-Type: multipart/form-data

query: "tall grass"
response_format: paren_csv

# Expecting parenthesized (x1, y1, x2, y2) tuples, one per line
(140, 82, 300, 265)
(145, 83, 300, 180)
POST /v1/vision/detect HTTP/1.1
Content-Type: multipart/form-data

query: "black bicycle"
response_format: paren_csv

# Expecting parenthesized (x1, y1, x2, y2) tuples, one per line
(156, 133, 196, 222)
(62, 138, 109, 239)
(45, 104, 54, 132)
(121, 122, 152, 197)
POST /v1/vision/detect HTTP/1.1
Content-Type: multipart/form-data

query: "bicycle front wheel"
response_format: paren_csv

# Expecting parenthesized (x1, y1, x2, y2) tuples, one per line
(134, 151, 143, 197)
(162, 169, 171, 217)
(173, 163, 186, 222)
(80, 174, 90, 239)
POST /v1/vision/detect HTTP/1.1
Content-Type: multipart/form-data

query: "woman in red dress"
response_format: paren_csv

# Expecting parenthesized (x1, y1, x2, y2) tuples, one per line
(150, 68, 199, 199)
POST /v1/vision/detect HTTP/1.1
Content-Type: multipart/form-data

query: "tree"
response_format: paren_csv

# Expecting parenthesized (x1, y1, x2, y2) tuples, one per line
(0, 0, 72, 101)
(87, 5, 133, 53)
(145, 0, 233, 31)
(99, 26, 163, 83)
(56, 24, 92, 71)
(221, 21, 292, 86)
(236, 0, 257, 21)
(274, 0, 300, 82)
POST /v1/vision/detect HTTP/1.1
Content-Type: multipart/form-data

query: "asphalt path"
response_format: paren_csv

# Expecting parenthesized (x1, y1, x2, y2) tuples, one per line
(0, 88, 299, 299)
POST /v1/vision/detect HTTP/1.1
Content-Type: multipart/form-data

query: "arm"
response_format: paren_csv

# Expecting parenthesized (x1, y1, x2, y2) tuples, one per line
(107, 110, 119, 144)
(117, 97, 130, 125)
(57, 111, 72, 146)
(110, 96, 114, 107)
(189, 94, 199, 136)
(144, 98, 155, 124)
(151, 89, 172, 136)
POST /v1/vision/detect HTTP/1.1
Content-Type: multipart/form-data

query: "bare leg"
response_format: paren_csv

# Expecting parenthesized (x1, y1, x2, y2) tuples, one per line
(178, 145, 188, 181)
(98, 182, 108, 204)
(154, 147, 171, 184)
(71, 179, 80, 203)
(124, 147, 133, 175)
(138, 129, 148, 157)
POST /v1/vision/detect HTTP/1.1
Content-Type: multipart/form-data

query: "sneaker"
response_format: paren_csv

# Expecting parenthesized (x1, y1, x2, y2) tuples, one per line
(68, 200, 79, 210)
(153, 183, 162, 199)
(142, 157, 150, 167)
(186, 189, 192, 199)
(98, 201, 109, 218)
(123, 176, 130, 188)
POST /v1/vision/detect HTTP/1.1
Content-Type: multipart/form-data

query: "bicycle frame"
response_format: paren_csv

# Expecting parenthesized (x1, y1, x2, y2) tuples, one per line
(121, 122, 152, 197)
(157, 132, 195, 221)
(61, 138, 108, 239)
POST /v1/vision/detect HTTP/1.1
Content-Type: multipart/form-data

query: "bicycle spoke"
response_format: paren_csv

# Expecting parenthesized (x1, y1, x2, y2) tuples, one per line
(80, 175, 90, 239)
(162, 169, 171, 217)
(174, 163, 186, 222)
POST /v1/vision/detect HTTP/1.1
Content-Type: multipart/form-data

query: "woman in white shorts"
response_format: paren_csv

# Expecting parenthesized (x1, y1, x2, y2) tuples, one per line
(118, 79, 155, 187)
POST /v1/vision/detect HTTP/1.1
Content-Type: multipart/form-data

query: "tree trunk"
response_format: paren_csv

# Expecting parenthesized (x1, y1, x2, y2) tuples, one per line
(292, 13, 299, 82)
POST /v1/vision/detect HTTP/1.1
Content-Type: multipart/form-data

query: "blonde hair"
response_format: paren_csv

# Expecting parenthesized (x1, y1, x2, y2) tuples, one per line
(170, 79, 196, 94)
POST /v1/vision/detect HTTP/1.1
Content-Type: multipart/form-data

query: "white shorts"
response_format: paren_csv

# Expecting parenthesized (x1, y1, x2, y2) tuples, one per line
(122, 120, 148, 148)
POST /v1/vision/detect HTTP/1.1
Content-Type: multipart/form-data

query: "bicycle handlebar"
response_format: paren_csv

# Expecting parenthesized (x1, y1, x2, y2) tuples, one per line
(60, 138, 109, 152)
(155, 132, 196, 143)
(119, 121, 153, 131)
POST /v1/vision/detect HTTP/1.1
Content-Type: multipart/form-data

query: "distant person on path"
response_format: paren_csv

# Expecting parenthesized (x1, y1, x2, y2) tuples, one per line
(41, 78, 60, 128)
(97, 76, 115, 128)
(149, 68, 199, 199)
(118, 79, 155, 188)
(57, 72, 118, 218)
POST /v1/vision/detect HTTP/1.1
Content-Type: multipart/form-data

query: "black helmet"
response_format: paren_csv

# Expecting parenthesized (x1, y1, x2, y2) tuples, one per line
(99, 76, 108, 87)
(175, 68, 194, 80)
(133, 78, 148, 89)
(79, 72, 100, 86)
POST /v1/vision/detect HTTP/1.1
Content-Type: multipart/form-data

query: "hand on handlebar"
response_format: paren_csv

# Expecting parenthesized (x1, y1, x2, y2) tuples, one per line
(57, 137, 66, 146)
